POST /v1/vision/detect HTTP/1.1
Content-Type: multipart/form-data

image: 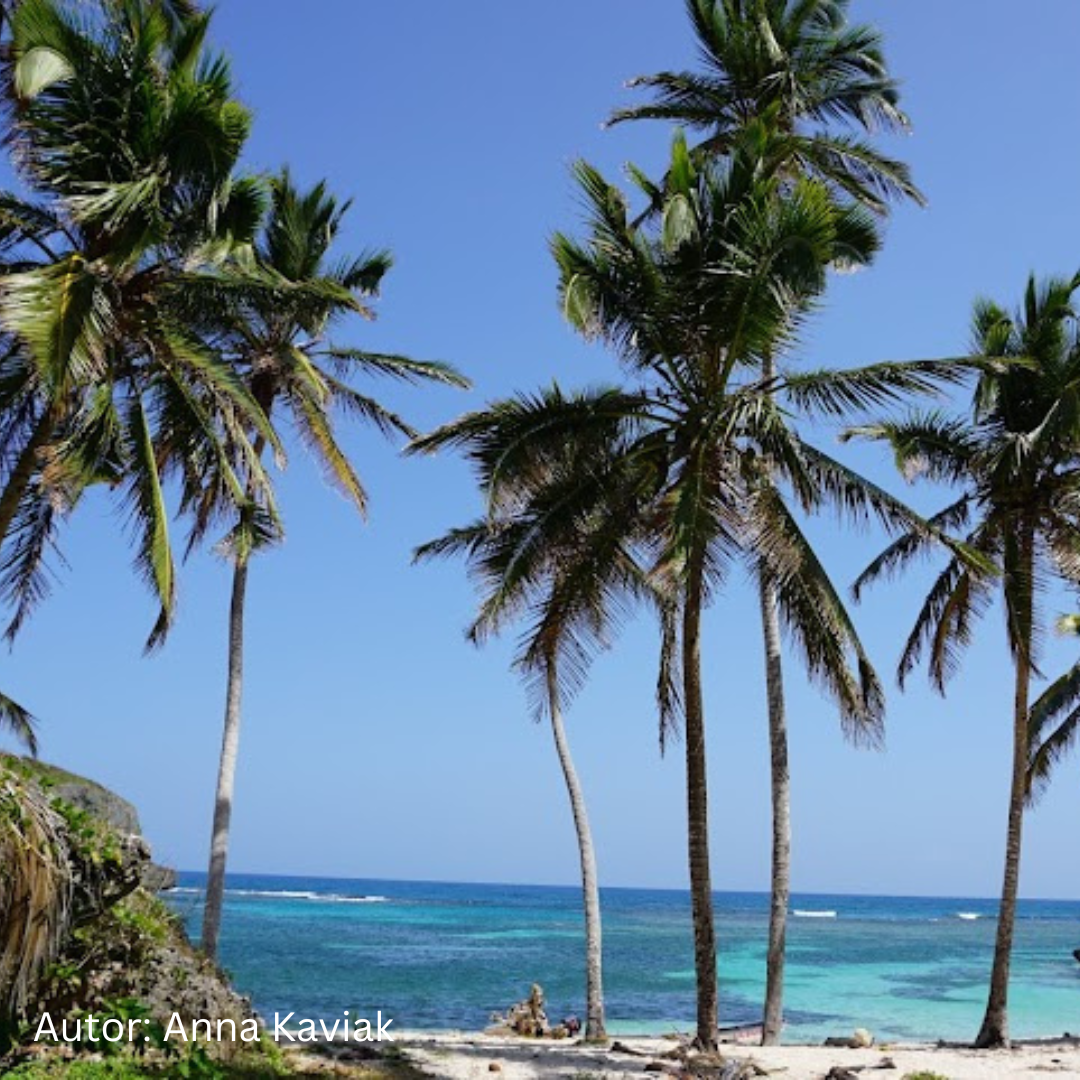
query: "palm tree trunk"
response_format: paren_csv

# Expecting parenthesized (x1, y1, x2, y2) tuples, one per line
(683, 550, 719, 1050)
(974, 524, 1034, 1049)
(201, 411, 270, 961)
(201, 555, 249, 960)
(546, 664, 606, 1041)
(757, 350, 790, 1047)
(0, 409, 57, 547)
(759, 573, 789, 1045)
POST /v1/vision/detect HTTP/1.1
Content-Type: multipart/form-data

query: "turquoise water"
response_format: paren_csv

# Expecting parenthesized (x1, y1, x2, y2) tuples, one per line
(166, 874, 1080, 1042)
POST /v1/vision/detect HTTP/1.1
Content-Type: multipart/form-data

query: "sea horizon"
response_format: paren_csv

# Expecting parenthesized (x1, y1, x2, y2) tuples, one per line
(168, 868, 1080, 906)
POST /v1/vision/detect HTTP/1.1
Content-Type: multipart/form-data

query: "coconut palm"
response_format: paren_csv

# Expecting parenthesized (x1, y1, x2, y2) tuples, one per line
(0, 0, 273, 647)
(413, 384, 666, 1042)
(848, 273, 1080, 1048)
(190, 171, 468, 960)
(417, 129, 960, 1049)
(609, 0, 923, 1039)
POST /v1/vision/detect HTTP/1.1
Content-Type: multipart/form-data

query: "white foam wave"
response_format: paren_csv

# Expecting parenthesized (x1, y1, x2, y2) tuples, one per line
(957, 912, 981, 920)
(229, 888, 320, 899)
(793, 909, 837, 919)
(166, 887, 389, 904)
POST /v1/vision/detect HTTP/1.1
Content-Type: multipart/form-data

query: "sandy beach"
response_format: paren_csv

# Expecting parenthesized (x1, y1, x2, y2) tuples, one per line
(389, 1032, 1080, 1080)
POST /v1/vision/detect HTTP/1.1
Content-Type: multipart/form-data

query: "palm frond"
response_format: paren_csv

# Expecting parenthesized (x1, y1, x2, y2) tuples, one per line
(0, 689, 37, 756)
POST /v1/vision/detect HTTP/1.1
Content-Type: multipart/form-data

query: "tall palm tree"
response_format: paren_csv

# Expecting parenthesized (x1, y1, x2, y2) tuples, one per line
(609, 0, 922, 1040)
(192, 172, 468, 960)
(848, 273, 1080, 1048)
(418, 131, 958, 1049)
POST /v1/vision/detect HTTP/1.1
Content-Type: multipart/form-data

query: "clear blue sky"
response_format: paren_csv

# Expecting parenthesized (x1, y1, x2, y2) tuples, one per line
(5, 0, 1080, 898)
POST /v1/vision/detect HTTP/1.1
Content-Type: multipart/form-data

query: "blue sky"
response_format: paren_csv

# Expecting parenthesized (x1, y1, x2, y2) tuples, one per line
(5, 0, 1080, 898)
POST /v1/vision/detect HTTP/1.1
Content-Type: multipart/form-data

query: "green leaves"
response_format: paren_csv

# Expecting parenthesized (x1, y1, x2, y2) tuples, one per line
(322, 349, 470, 389)
(125, 392, 175, 651)
(668, 129, 697, 196)
(784, 361, 969, 421)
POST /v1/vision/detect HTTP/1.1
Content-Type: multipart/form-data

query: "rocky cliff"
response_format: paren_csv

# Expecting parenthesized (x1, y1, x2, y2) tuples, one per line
(0, 754, 252, 1061)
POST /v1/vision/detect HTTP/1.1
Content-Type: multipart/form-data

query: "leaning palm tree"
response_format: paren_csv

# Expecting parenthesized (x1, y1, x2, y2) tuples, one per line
(418, 130, 960, 1049)
(190, 172, 468, 960)
(848, 273, 1080, 1048)
(609, 0, 922, 1040)
(413, 385, 664, 1042)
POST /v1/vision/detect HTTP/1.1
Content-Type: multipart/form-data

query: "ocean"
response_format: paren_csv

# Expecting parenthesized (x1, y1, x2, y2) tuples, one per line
(165, 873, 1080, 1043)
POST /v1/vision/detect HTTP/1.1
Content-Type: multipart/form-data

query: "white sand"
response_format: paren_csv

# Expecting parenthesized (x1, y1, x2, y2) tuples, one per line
(396, 1031, 1080, 1080)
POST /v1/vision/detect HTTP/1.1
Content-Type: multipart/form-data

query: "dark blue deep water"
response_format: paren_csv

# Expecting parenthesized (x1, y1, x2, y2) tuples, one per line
(165, 873, 1080, 1042)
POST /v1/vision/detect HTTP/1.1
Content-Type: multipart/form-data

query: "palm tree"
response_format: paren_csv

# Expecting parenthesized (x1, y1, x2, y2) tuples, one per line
(609, 0, 922, 1040)
(192, 172, 468, 960)
(418, 131, 957, 1049)
(848, 273, 1080, 1048)
(0, 0, 274, 646)
(413, 384, 664, 1042)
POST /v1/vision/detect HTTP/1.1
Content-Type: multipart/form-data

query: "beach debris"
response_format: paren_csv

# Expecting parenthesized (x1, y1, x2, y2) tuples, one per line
(646, 1062, 669, 1072)
(717, 1059, 766, 1080)
(662, 1045, 690, 1062)
(874, 1058, 897, 1071)
(564, 1015, 582, 1036)
(613, 1040, 656, 1056)
(488, 1062, 501, 1072)
(824, 1068, 864, 1080)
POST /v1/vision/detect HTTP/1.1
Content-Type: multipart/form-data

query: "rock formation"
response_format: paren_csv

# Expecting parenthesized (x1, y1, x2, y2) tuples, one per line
(0, 753, 252, 1061)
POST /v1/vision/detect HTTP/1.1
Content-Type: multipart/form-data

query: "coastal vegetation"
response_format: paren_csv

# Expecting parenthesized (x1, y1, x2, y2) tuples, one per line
(0, 0, 1078, 1068)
